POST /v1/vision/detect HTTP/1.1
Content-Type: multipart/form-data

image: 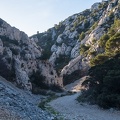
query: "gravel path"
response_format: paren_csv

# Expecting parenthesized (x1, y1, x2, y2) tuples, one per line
(49, 92, 120, 120)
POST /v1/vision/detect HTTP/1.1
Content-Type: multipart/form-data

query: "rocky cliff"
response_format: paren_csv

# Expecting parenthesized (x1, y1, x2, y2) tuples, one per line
(0, 0, 120, 93)
(32, 0, 120, 85)
(0, 18, 63, 90)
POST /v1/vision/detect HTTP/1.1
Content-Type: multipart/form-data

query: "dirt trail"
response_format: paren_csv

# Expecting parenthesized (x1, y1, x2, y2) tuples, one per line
(49, 77, 120, 120)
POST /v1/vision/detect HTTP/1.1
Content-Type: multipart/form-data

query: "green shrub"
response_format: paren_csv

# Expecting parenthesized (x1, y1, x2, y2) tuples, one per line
(30, 70, 63, 93)
(97, 94, 120, 109)
(30, 70, 49, 90)
(79, 15, 85, 21)
(99, 34, 109, 47)
(39, 94, 58, 110)
(90, 54, 109, 66)
(105, 33, 120, 55)
(88, 51, 97, 56)
(92, 39, 96, 44)
(108, 19, 120, 36)
(80, 44, 90, 55)
(79, 32, 85, 41)
(109, 11, 114, 20)
(55, 55, 70, 75)
(91, 22, 98, 30)
(108, 28, 116, 36)
(40, 50, 52, 60)
(73, 21, 78, 28)
(78, 54, 120, 109)
(84, 19, 90, 28)
(63, 70, 81, 85)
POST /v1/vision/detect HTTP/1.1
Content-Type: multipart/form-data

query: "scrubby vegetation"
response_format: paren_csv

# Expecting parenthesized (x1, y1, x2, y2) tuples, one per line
(30, 70, 49, 93)
(78, 54, 120, 109)
(80, 44, 90, 55)
(55, 55, 70, 75)
(90, 54, 109, 66)
(0, 56, 15, 81)
(99, 34, 109, 47)
(0, 36, 19, 46)
(105, 32, 120, 55)
(30, 70, 63, 94)
(39, 94, 64, 120)
(31, 1, 120, 103)
(39, 94, 58, 110)
(79, 32, 85, 41)
(90, 19, 120, 67)
(63, 70, 81, 85)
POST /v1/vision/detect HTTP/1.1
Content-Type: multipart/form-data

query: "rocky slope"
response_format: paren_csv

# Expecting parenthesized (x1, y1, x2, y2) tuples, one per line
(31, 0, 120, 85)
(0, 76, 53, 120)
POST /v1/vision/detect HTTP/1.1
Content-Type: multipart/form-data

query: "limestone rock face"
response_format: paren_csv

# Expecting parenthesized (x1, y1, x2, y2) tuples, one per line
(51, 44, 58, 52)
(65, 46, 72, 55)
(56, 34, 63, 44)
(71, 41, 80, 58)
(84, 26, 105, 45)
(0, 18, 63, 90)
(98, 16, 109, 26)
(91, 3, 100, 11)
(14, 58, 31, 90)
(0, 39, 3, 54)
(68, 31, 78, 39)
(31, 0, 120, 82)
(61, 56, 82, 76)
(61, 43, 67, 55)
(39, 61, 63, 87)
(49, 52, 57, 65)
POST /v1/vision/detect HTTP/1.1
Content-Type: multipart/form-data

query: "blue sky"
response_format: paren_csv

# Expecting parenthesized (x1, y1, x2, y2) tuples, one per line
(0, 0, 101, 36)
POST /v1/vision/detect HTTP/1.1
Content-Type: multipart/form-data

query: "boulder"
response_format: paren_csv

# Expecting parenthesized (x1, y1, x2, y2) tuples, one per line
(56, 34, 63, 44)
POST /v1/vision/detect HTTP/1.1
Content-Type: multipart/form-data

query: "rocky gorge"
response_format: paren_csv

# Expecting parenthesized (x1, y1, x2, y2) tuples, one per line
(0, 0, 120, 119)
(32, 0, 120, 84)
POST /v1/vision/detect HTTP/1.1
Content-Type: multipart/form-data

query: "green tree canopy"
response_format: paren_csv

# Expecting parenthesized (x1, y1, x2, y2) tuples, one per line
(105, 33, 120, 55)
(78, 54, 120, 109)
(90, 54, 109, 66)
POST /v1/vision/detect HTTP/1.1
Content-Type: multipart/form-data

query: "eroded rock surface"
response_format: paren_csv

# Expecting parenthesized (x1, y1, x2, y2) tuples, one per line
(0, 76, 53, 120)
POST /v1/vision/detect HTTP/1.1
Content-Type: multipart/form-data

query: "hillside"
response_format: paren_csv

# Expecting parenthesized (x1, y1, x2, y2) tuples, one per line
(0, 18, 63, 91)
(0, 76, 53, 120)
(32, 0, 120, 85)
